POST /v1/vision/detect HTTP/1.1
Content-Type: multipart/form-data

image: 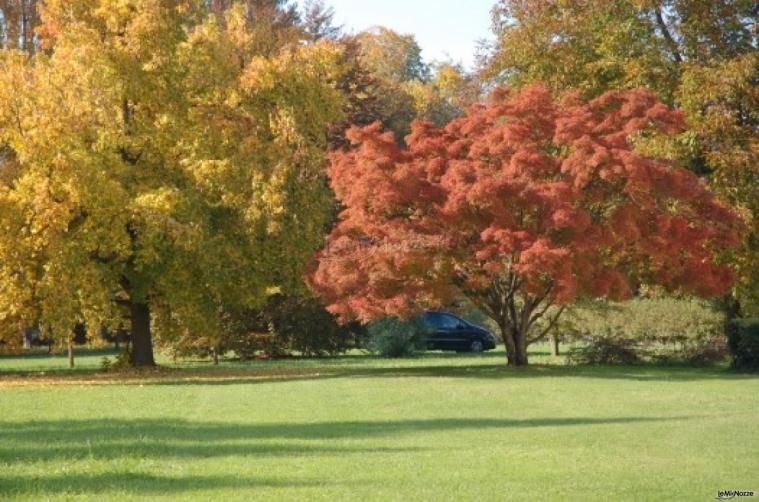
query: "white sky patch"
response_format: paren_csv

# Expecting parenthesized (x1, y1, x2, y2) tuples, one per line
(299, 0, 495, 70)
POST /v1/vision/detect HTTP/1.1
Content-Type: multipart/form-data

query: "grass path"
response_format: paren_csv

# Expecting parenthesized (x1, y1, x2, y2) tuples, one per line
(1, 349, 757, 500)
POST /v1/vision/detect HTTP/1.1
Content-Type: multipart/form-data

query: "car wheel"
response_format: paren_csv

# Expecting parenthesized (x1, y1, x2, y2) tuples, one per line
(470, 340, 484, 353)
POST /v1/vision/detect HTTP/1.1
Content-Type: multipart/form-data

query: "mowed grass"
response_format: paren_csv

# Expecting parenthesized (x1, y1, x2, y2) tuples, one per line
(1, 347, 757, 501)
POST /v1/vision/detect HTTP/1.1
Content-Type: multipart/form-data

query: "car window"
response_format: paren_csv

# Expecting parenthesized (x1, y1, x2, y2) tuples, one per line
(424, 313, 465, 329)
(438, 315, 462, 329)
(423, 313, 442, 328)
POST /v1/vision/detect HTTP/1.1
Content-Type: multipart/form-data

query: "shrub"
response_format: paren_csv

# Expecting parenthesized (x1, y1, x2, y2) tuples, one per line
(364, 317, 432, 358)
(101, 350, 134, 372)
(214, 296, 356, 360)
(266, 296, 356, 357)
(563, 298, 727, 365)
(219, 307, 281, 360)
(726, 319, 759, 372)
(0, 334, 23, 355)
(568, 336, 640, 365)
(160, 295, 356, 361)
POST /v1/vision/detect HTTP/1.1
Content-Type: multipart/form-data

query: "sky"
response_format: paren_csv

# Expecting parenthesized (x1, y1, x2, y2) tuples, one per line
(302, 0, 495, 70)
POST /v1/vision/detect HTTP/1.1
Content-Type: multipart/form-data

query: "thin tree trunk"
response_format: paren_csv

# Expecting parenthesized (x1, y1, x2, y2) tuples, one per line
(654, 6, 683, 64)
(5, 3, 19, 51)
(212, 346, 219, 365)
(723, 294, 742, 321)
(130, 301, 155, 367)
(67, 339, 74, 369)
(550, 334, 560, 356)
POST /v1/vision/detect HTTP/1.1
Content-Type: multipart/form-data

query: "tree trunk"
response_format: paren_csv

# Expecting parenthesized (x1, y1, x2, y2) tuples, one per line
(212, 346, 219, 365)
(723, 294, 742, 321)
(501, 325, 529, 367)
(67, 340, 74, 369)
(513, 328, 529, 366)
(507, 345, 529, 366)
(130, 301, 155, 367)
(550, 334, 560, 356)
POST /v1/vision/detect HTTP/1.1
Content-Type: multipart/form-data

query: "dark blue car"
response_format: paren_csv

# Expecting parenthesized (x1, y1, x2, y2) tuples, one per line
(422, 311, 497, 353)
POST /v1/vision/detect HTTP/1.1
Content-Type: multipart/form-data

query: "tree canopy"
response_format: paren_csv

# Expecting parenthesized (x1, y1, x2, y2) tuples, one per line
(482, 0, 758, 316)
(337, 27, 479, 145)
(309, 84, 742, 366)
(0, 0, 343, 365)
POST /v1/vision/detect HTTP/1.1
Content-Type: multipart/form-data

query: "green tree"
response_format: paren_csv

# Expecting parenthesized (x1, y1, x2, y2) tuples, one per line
(0, 1, 343, 366)
(300, 0, 341, 41)
(405, 62, 481, 128)
(325, 35, 386, 150)
(355, 26, 429, 83)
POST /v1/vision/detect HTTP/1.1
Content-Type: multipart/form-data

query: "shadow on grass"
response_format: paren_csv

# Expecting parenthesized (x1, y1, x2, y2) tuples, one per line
(341, 363, 754, 382)
(0, 347, 119, 359)
(133, 363, 754, 387)
(0, 472, 332, 496)
(0, 415, 699, 495)
(0, 415, 693, 456)
(1, 347, 754, 384)
(0, 440, 419, 463)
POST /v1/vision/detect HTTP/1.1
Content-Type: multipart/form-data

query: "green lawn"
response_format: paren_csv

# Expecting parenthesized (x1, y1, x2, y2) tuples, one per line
(1, 348, 757, 501)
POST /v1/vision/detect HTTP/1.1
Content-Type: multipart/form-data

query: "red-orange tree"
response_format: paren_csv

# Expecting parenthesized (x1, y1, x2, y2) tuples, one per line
(309, 84, 742, 366)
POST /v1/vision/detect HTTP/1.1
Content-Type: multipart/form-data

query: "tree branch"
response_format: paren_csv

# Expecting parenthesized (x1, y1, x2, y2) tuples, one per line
(527, 305, 566, 345)
(470, 295, 497, 321)
(527, 299, 552, 328)
(654, 7, 683, 64)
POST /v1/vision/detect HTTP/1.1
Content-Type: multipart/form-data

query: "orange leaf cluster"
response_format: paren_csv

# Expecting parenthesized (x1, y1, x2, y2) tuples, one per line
(310, 84, 742, 322)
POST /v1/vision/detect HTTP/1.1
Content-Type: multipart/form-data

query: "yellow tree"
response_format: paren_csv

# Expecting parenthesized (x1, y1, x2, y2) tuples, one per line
(348, 27, 480, 144)
(204, 0, 303, 56)
(0, 0, 343, 366)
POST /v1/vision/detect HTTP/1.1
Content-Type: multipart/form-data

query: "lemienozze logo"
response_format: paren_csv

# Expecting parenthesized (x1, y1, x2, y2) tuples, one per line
(716, 490, 756, 501)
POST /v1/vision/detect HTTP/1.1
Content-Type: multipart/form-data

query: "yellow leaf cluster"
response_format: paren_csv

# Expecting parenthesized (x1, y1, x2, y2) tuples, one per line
(0, 0, 344, 344)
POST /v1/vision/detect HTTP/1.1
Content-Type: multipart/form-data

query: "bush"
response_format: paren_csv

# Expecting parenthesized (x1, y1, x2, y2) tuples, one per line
(266, 296, 357, 357)
(726, 319, 759, 372)
(568, 336, 640, 365)
(563, 298, 727, 365)
(101, 350, 134, 372)
(219, 296, 356, 359)
(219, 306, 283, 360)
(160, 295, 355, 361)
(364, 317, 432, 358)
(0, 333, 23, 355)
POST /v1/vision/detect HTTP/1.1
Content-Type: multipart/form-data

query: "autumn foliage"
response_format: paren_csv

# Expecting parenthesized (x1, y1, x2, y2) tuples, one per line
(309, 84, 742, 366)
(0, 1, 344, 366)
(485, 0, 759, 317)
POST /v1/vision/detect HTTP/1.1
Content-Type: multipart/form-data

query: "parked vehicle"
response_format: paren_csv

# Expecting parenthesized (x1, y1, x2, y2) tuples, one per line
(422, 311, 497, 353)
